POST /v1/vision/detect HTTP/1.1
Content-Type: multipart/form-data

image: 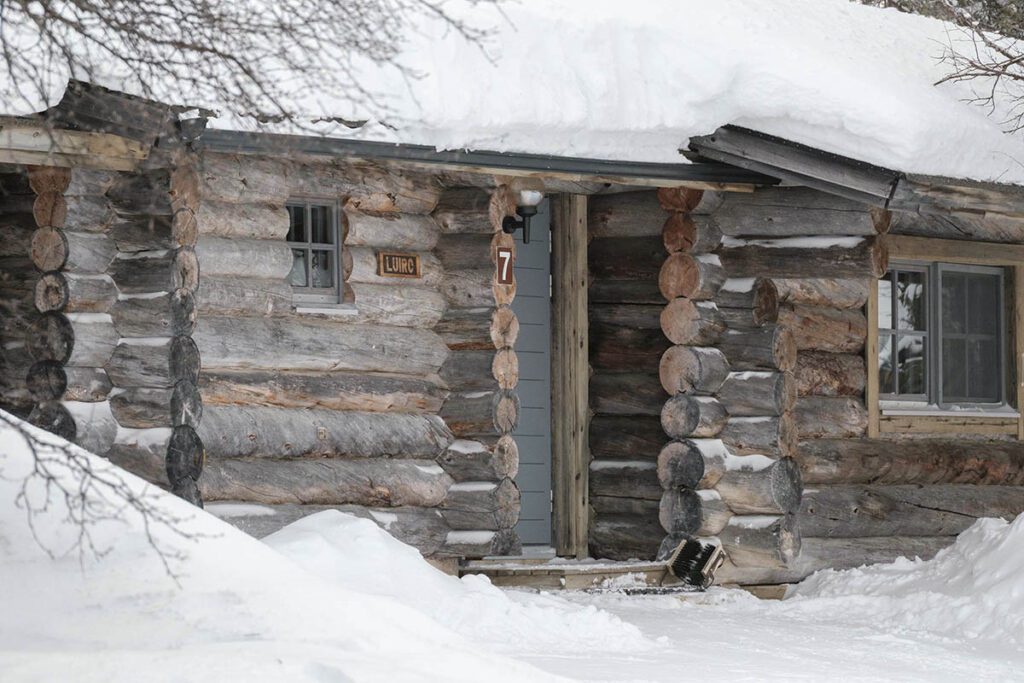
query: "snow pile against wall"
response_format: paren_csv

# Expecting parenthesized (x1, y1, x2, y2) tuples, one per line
(0, 411, 552, 682)
(788, 515, 1024, 647)
(264, 511, 651, 655)
(2, 1, 1022, 185)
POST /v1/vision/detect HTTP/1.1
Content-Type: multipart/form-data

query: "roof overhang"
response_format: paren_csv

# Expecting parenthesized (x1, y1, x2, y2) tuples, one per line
(200, 128, 778, 192)
(0, 116, 149, 171)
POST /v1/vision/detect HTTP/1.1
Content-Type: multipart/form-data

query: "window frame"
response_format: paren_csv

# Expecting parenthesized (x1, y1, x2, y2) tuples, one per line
(868, 235, 1024, 439)
(285, 198, 345, 306)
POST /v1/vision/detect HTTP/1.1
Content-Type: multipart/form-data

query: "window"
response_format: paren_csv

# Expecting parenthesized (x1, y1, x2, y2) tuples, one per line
(286, 200, 344, 305)
(878, 261, 1007, 407)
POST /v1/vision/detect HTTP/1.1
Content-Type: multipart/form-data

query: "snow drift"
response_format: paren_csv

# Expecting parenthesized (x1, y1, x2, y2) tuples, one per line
(789, 515, 1024, 647)
(0, 412, 556, 682)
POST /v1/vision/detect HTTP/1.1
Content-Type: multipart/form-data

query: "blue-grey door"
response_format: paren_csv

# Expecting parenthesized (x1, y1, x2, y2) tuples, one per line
(511, 200, 552, 546)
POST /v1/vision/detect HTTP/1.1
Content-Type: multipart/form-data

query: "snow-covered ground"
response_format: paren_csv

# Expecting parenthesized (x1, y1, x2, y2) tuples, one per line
(3, 412, 1024, 682)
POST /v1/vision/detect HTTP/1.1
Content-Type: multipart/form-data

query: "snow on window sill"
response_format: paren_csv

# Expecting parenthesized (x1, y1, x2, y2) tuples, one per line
(294, 305, 358, 317)
(881, 404, 1019, 418)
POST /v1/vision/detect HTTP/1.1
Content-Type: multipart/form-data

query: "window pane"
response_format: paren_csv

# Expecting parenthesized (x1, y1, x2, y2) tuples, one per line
(310, 249, 334, 288)
(879, 334, 895, 394)
(288, 249, 308, 287)
(311, 206, 333, 244)
(877, 273, 893, 329)
(896, 334, 926, 395)
(941, 271, 966, 334)
(287, 205, 306, 242)
(967, 274, 999, 335)
(942, 337, 967, 400)
(896, 271, 926, 331)
(968, 337, 1000, 402)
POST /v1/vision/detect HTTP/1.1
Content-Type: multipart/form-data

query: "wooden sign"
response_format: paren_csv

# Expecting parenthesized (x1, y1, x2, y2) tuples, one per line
(377, 251, 421, 278)
(496, 247, 514, 285)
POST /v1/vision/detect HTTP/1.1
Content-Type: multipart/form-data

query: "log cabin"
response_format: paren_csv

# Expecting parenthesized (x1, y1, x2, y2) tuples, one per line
(3, 79, 1024, 589)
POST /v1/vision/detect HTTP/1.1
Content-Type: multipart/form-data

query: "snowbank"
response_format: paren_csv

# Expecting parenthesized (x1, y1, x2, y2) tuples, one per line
(264, 511, 652, 655)
(788, 515, 1024, 647)
(2, 0, 1022, 185)
(0, 412, 552, 682)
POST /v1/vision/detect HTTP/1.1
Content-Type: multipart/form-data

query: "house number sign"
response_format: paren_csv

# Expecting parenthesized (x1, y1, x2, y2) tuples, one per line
(496, 247, 514, 285)
(377, 251, 421, 278)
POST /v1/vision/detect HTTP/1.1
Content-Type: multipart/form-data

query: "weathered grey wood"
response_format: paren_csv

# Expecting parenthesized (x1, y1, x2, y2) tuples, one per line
(587, 191, 665, 238)
(198, 154, 290, 204)
(779, 304, 866, 353)
(589, 235, 665, 281)
(25, 363, 111, 402)
(62, 194, 116, 233)
(200, 456, 454, 506)
(711, 187, 887, 237)
(718, 305, 778, 330)
(589, 279, 663, 305)
(194, 276, 292, 317)
(110, 215, 182, 252)
(345, 282, 447, 328)
(714, 457, 803, 514)
(715, 536, 953, 585)
(194, 200, 289, 240)
(659, 253, 726, 301)
(35, 272, 117, 313)
(107, 168, 172, 215)
(42, 315, 116, 368)
(110, 289, 197, 337)
(434, 231, 511, 271)
(661, 396, 728, 439)
(200, 369, 446, 414)
(589, 373, 665, 416)
(435, 305, 519, 350)
(660, 299, 725, 345)
(697, 491, 733, 535)
(440, 349, 503, 391)
(432, 188, 493, 234)
(440, 268, 503, 309)
(437, 436, 519, 482)
(59, 400, 117, 454)
(589, 460, 662, 501)
(194, 315, 449, 375)
(888, 210, 1024, 244)
(198, 404, 452, 459)
(589, 415, 664, 461)
(63, 231, 117, 272)
(799, 438, 1024, 486)
(108, 249, 198, 294)
(715, 277, 779, 312)
(658, 488, 703, 535)
(719, 326, 796, 371)
(799, 484, 1024, 538)
(588, 514, 663, 561)
(721, 414, 798, 458)
(657, 439, 717, 489)
(719, 515, 801, 569)
(440, 390, 520, 436)
(286, 158, 440, 215)
(718, 236, 888, 279)
(774, 278, 870, 309)
(659, 345, 730, 396)
(110, 386, 175, 428)
(195, 236, 292, 280)
(345, 211, 440, 251)
(796, 397, 867, 438)
(589, 303, 661, 330)
(590, 323, 670, 374)
(795, 351, 865, 397)
(662, 214, 722, 254)
(105, 336, 200, 388)
(718, 371, 795, 417)
(441, 529, 521, 558)
(591, 495, 660, 517)
(441, 478, 520, 530)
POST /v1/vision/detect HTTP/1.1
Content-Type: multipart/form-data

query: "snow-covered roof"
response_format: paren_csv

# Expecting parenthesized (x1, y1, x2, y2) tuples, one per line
(5, 0, 1024, 185)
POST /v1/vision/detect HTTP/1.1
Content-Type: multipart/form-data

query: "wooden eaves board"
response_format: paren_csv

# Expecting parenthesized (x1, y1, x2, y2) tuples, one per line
(0, 117, 148, 171)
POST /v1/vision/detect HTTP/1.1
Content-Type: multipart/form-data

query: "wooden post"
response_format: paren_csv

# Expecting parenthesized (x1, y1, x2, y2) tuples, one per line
(551, 194, 589, 558)
(866, 277, 880, 438)
(1016, 266, 1024, 440)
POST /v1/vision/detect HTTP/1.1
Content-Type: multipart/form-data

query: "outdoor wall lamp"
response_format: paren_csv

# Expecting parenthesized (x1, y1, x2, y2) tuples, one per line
(502, 189, 544, 244)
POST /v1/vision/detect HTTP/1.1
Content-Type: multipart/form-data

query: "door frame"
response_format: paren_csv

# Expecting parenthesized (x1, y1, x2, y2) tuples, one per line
(550, 194, 590, 558)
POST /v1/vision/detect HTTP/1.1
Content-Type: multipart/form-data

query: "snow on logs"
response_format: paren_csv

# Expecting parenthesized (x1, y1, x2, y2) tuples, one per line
(441, 479, 520, 530)
(718, 371, 795, 417)
(717, 236, 888, 280)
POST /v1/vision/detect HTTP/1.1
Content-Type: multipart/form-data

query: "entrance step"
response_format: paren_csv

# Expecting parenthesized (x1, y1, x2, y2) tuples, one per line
(461, 558, 669, 590)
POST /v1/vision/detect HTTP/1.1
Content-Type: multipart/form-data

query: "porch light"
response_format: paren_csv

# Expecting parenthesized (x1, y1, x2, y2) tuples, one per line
(502, 189, 544, 244)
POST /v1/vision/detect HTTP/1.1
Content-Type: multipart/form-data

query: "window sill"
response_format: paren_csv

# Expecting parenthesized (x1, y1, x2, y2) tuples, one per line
(294, 305, 358, 317)
(881, 408, 1020, 418)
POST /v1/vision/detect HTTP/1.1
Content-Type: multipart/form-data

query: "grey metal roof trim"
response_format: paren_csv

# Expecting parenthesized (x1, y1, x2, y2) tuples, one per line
(199, 128, 779, 185)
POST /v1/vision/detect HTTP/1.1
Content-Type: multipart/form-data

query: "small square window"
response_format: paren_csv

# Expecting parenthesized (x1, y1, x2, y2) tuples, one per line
(286, 200, 344, 305)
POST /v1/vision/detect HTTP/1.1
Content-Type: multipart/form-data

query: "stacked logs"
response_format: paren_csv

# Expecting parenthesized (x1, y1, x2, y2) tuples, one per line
(104, 151, 205, 505)
(15, 166, 118, 454)
(435, 186, 522, 557)
(586, 191, 677, 559)
(188, 154, 457, 554)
